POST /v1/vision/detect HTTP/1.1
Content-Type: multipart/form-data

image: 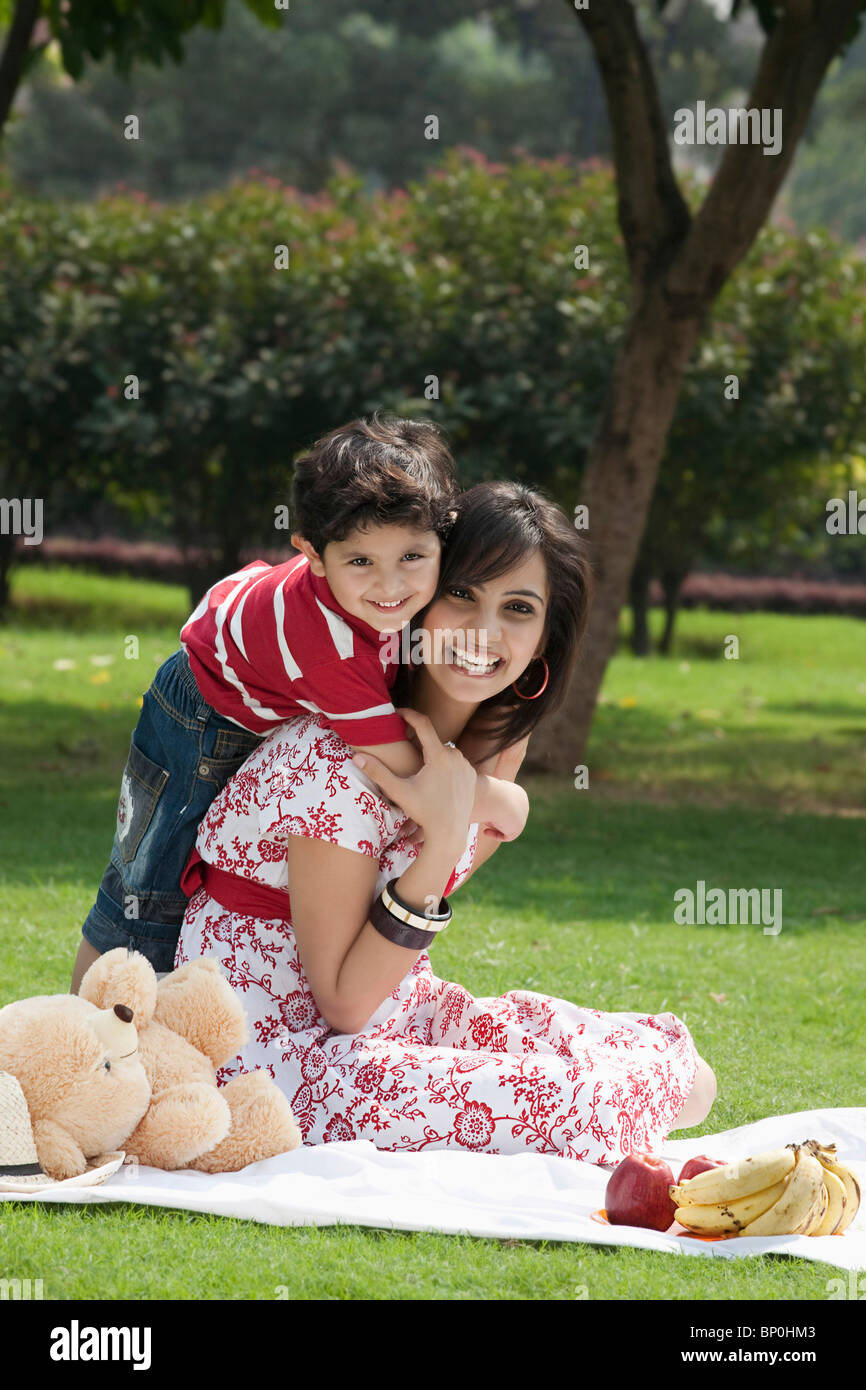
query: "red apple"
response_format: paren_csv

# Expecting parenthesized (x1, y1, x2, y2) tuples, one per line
(605, 1152, 677, 1232)
(678, 1155, 727, 1184)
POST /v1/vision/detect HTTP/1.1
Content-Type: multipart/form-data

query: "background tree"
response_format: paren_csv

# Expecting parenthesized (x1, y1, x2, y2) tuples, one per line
(783, 22, 866, 242)
(2, 5, 562, 196)
(526, 0, 866, 772)
(0, 0, 279, 138)
(630, 225, 866, 654)
(2, 1, 755, 203)
(10, 2, 866, 244)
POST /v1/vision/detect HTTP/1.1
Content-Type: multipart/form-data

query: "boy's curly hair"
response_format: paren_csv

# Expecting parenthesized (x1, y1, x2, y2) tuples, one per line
(290, 412, 458, 555)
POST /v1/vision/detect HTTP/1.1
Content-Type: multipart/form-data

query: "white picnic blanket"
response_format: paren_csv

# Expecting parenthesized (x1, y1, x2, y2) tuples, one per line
(7, 1107, 866, 1272)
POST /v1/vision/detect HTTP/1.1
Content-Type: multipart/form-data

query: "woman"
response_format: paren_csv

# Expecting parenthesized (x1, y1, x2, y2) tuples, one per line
(176, 482, 716, 1162)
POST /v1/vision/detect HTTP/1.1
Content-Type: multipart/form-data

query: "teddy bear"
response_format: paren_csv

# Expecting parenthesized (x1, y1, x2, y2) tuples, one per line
(0, 992, 152, 1181)
(76, 947, 302, 1173)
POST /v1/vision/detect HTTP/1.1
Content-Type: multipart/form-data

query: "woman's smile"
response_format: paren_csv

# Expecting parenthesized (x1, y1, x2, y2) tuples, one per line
(445, 641, 505, 678)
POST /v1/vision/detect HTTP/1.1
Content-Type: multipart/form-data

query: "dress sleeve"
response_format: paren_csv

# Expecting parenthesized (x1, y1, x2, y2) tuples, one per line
(255, 714, 409, 859)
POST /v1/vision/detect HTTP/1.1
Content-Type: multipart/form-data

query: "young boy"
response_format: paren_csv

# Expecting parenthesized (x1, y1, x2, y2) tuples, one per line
(71, 414, 523, 990)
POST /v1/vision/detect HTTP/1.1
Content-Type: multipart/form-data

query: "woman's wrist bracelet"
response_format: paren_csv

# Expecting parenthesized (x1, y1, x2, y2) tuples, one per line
(386, 878, 451, 925)
(369, 878, 453, 951)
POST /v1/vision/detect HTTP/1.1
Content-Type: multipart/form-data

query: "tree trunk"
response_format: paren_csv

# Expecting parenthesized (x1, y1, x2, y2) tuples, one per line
(659, 569, 685, 655)
(629, 558, 653, 656)
(525, 284, 705, 770)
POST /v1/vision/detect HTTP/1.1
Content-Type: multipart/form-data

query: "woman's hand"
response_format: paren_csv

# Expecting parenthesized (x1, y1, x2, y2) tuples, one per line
(401, 731, 532, 846)
(352, 708, 477, 853)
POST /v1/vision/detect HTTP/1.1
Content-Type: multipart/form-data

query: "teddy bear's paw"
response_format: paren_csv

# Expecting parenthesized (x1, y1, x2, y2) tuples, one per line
(32, 1118, 89, 1182)
(186, 1071, 302, 1173)
(126, 1083, 231, 1171)
(78, 947, 158, 1026)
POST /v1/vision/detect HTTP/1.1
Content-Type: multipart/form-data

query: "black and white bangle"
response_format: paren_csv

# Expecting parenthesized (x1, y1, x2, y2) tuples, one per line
(384, 878, 451, 928)
(369, 878, 453, 950)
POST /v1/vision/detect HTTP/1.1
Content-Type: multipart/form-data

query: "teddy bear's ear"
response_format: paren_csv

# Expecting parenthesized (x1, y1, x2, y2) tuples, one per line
(0, 997, 104, 1121)
(154, 959, 249, 1069)
(79, 948, 158, 1025)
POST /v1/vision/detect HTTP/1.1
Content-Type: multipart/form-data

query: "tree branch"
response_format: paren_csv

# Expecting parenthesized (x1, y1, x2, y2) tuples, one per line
(564, 0, 691, 283)
(0, 0, 41, 137)
(668, 0, 864, 310)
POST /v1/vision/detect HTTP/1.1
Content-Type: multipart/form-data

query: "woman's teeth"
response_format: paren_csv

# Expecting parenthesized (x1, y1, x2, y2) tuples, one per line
(449, 648, 502, 675)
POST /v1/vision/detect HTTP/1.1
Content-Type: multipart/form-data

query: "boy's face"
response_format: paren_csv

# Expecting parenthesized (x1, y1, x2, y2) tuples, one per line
(294, 523, 441, 634)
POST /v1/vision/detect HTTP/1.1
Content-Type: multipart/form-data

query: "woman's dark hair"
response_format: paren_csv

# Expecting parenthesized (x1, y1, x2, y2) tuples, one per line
(290, 411, 458, 554)
(394, 481, 593, 756)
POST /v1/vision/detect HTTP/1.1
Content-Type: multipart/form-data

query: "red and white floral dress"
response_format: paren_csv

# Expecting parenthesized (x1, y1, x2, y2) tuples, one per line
(175, 713, 700, 1164)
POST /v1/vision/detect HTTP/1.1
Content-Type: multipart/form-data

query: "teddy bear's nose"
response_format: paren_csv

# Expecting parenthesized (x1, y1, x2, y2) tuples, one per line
(114, 1004, 134, 1023)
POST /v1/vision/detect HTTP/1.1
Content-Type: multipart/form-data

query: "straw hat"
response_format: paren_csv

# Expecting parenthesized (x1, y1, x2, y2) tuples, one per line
(0, 1071, 124, 1194)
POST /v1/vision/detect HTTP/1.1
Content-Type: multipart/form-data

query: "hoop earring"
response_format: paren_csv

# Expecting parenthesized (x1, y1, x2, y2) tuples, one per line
(512, 656, 549, 701)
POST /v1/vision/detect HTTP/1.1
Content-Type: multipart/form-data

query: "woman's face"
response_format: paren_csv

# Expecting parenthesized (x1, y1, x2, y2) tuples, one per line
(417, 547, 549, 703)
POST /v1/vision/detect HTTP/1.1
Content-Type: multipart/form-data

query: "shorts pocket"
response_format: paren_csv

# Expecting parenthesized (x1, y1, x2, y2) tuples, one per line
(211, 728, 263, 762)
(116, 741, 170, 866)
(194, 749, 258, 792)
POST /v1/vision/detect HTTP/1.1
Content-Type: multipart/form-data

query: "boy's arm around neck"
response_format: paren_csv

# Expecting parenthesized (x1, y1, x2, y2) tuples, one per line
(350, 737, 423, 780)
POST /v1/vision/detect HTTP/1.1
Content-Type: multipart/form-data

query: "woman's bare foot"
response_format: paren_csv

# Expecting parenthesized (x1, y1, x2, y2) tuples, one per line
(670, 1055, 717, 1130)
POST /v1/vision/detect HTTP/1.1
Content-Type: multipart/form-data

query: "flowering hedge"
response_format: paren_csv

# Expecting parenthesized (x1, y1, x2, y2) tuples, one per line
(1, 147, 864, 609)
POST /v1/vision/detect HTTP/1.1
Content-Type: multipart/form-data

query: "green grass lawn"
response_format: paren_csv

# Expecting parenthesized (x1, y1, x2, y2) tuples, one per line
(1, 565, 864, 1300)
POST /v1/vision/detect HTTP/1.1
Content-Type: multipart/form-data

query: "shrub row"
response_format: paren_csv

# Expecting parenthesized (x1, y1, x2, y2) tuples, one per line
(12, 535, 297, 588)
(14, 536, 866, 618)
(669, 572, 866, 618)
(2, 149, 865, 612)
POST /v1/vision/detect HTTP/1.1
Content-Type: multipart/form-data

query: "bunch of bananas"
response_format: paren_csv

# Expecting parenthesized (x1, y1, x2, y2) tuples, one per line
(669, 1140, 862, 1238)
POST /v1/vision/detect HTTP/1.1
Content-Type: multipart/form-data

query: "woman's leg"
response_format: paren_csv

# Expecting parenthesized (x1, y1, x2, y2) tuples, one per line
(670, 1054, 717, 1130)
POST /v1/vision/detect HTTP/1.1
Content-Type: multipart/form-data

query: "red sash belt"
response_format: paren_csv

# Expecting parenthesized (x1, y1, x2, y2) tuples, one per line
(181, 847, 292, 921)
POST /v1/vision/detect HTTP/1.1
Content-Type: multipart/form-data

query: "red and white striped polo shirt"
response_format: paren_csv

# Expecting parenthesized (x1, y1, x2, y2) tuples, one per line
(180, 556, 409, 744)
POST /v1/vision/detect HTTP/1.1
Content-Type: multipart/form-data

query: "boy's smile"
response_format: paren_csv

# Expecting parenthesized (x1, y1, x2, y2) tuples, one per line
(293, 523, 442, 634)
(368, 597, 409, 613)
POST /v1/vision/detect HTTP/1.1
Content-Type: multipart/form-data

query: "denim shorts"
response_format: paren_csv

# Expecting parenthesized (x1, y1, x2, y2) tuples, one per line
(81, 647, 263, 973)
